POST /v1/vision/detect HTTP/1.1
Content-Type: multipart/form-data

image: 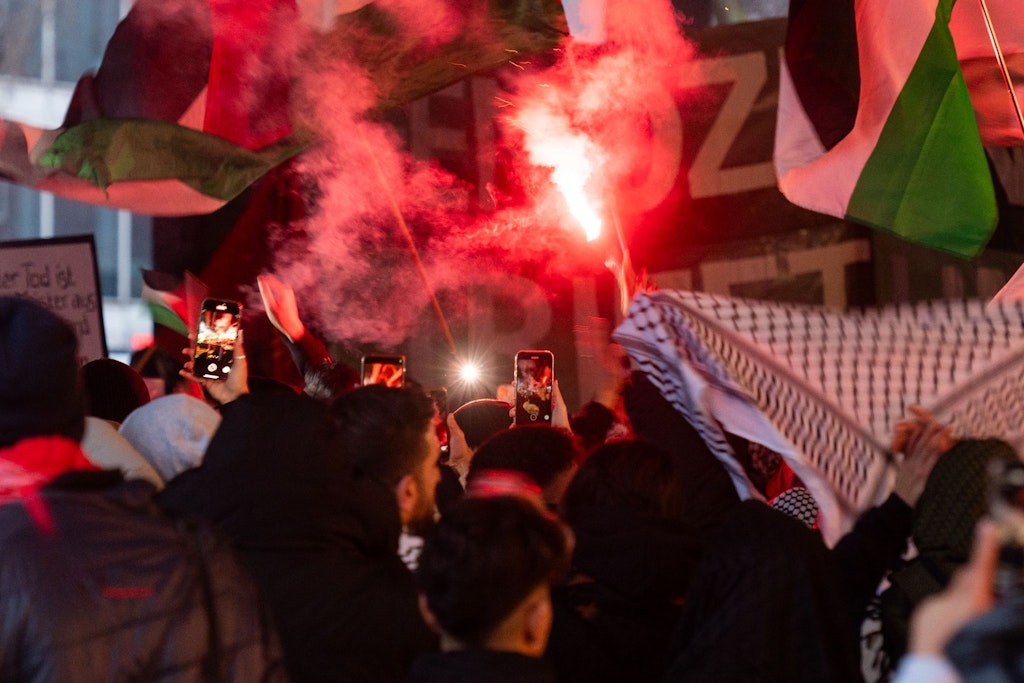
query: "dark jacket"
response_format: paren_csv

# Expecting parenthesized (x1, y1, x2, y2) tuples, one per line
(662, 501, 863, 683)
(546, 507, 698, 683)
(0, 470, 286, 683)
(404, 650, 557, 683)
(159, 393, 436, 683)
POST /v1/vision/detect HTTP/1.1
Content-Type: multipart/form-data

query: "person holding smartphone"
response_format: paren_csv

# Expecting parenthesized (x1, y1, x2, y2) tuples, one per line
(0, 297, 287, 682)
(166, 339, 440, 683)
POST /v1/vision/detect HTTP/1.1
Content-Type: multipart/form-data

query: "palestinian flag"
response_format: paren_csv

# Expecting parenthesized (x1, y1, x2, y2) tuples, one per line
(0, 0, 566, 218)
(323, 0, 567, 112)
(0, 0, 305, 216)
(141, 270, 209, 338)
(774, 0, 1002, 258)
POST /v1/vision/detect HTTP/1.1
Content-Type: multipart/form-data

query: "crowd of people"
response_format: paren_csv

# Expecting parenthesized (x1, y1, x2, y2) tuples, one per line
(2, 277, 1024, 682)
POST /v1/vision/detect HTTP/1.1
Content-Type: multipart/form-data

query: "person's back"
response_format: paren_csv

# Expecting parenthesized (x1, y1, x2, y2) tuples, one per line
(0, 296, 286, 682)
(546, 439, 701, 683)
(662, 500, 863, 683)
(0, 474, 284, 682)
(161, 380, 439, 682)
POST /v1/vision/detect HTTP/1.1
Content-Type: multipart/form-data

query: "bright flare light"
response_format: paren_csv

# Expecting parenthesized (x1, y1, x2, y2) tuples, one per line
(552, 161, 603, 242)
(518, 105, 604, 242)
(458, 361, 482, 383)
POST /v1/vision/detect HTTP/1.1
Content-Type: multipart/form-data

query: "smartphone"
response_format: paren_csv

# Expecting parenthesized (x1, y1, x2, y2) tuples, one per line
(194, 298, 242, 380)
(989, 459, 1024, 595)
(428, 387, 450, 456)
(361, 354, 406, 387)
(514, 350, 554, 425)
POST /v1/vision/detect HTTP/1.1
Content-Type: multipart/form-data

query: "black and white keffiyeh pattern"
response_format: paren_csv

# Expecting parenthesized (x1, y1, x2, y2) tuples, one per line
(769, 487, 820, 530)
(613, 290, 1024, 543)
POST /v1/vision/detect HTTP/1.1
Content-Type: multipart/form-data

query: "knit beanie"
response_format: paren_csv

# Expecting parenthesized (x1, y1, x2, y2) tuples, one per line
(0, 297, 85, 448)
(81, 357, 151, 423)
(453, 399, 512, 449)
(119, 394, 221, 483)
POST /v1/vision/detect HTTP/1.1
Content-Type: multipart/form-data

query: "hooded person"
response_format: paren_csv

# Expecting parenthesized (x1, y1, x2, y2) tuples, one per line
(621, 371, 740, 535)
(0, 296, 287, 682)
(80, 415, 164, 488)
(119, 393, 221, 484)
(0, 299, 85, 450)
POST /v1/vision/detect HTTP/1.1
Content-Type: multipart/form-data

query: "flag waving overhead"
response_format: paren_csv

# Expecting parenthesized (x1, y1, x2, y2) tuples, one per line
(0, 0, 305, 216)
(775, 0, 998, 258)
(614, 289, 1024, 543)
(0, 0, 567, 217)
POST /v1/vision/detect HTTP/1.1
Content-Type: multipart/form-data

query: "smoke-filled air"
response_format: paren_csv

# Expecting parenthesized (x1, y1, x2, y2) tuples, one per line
(261, 0, 698, 348)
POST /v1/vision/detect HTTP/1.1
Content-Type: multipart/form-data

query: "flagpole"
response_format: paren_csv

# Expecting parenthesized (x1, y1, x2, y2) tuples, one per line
(607, 198, 637, 317)
(358, 131, 459, 358)
(977, 0, 1024, 141)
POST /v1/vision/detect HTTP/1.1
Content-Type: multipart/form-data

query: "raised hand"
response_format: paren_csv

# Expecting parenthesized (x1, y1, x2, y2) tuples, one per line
(180, 331, 250, 406)
(891, 405, 955, 507)
(257, 273, 306, 342)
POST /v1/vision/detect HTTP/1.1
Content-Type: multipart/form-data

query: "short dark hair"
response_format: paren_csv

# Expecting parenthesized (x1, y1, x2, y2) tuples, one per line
(569, 401, 616, 452)
(416, 495, 571, 646)
(559, 439, 686, 525)
(304, 361, 359, 404)
(468, 425, 579, 493)
(329, 384, 435, 486)
(81, 358, 151, 423)
(452, 399, 511, 449)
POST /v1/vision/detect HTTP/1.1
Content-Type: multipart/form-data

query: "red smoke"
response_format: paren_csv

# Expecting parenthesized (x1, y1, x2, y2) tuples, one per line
(261, 0, 696, 348)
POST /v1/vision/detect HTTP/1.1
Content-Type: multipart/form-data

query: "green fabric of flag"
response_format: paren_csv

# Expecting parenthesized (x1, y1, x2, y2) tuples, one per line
(2, 0, 567, 216)
(38, 119, 309, 201)
(776, 0, 998, 258)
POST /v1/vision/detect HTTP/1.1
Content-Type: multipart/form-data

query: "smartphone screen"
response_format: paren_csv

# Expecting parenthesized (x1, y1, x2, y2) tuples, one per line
(361, 354, 406, 387)
(514, 350, 553, 424)
(195, 299, 242, 380)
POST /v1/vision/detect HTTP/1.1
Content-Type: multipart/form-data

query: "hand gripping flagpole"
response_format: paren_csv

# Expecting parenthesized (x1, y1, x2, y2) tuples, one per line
(977, 0, 1024, 141)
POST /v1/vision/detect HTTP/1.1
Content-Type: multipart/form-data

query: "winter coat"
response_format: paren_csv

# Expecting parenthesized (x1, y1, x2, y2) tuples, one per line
(404, 650, 557, 683)
(159, 393, 436, 683)
(0, 458, 286, 683)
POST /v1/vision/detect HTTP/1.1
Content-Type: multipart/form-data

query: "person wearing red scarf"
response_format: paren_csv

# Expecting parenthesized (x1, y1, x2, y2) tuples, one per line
(0, 296, 288, 683)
